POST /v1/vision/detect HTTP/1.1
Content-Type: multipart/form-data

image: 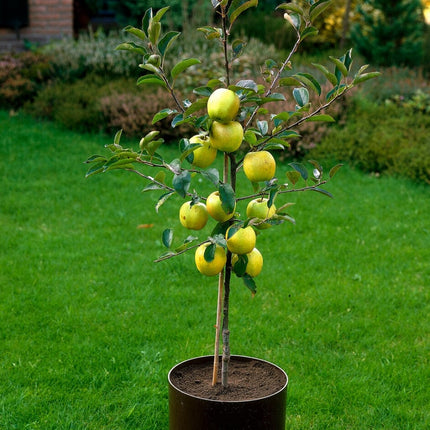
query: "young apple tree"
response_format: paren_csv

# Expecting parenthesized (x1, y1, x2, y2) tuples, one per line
(85, 0, 379, 388)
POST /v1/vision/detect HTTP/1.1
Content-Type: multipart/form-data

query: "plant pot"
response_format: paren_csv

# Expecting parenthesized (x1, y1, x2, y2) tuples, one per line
(168, 355, 288, 430)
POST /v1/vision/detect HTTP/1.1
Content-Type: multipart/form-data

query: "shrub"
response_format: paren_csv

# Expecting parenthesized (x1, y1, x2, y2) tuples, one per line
(309, 98, 430, 183)
(25, 74, 138, 133)
(40, 29, 141, 81)
(0, 52, 53, 109)
(100, 88, 192, 140)
(358, 66, 429, 104)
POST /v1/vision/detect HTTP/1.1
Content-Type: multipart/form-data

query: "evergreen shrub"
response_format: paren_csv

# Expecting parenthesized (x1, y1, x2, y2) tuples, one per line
(309, 98, 430, 183)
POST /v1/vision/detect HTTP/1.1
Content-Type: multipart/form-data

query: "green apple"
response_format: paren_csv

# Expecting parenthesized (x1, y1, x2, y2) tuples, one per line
(179, 201, 208, 230)
(210, 121, 243, 153)
(243, 151, 276, 182)
(206, 191, 236, 222)
(246, 198, 276, 229)
(207, 88, 240, 123)
(188, 135, 217, 168)
(226, 225, 256, 255)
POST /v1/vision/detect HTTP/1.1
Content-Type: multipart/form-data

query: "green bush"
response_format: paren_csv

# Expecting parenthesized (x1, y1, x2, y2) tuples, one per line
(309, 98, 430, 183)
(25, 74, 138, 133)
(0, 52, 53, 109)
(358, 66, 429, 104)
(40, 29, 141, 81)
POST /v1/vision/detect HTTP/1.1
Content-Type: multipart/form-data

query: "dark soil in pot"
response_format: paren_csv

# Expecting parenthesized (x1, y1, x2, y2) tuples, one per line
(170, 355, 286, 401)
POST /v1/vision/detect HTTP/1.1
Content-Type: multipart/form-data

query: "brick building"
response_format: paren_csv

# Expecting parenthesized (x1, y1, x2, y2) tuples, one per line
(0, 0, 74, 52)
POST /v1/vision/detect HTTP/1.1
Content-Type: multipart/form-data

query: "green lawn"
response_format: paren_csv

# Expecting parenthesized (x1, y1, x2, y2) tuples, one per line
(1, 110, 429, 429)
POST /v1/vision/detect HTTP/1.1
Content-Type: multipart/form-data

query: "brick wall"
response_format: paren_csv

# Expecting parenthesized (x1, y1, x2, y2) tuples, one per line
(0, 0, 73, 52)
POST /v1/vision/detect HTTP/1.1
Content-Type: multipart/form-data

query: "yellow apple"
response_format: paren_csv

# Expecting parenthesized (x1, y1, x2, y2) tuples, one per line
(179, 201, 208, 230)
(232, 248, 263, 277)
(206, 191, 236, 222)
(210, 121, 243, 153)
(207, 88, 240, 123)
(226, 225, 256, 255)
(243, 150, 276, 182)
(188, 135, 217, 168)
(195, 243, 227, 276)
(246, 198, 276, 230)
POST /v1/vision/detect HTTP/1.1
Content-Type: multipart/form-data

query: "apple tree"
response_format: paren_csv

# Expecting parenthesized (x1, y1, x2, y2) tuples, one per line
(85, 0, 379, 388)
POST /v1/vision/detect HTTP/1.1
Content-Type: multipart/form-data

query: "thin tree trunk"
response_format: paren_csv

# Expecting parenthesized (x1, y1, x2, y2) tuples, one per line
(340, 0, 352, 49)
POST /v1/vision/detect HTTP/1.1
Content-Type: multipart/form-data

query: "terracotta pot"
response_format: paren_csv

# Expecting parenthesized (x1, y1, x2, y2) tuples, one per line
(168, 355, 288, 430)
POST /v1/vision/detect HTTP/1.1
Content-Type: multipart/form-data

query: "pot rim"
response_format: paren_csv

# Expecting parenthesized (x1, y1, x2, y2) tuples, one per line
(168, 354, 288, 403)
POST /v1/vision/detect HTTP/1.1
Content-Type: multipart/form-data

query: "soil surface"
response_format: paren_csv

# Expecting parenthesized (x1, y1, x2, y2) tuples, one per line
(170, 356, 287, 401)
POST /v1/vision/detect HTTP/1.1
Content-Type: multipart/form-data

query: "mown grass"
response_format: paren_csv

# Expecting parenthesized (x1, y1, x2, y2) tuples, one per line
(1, 110, 429, 429)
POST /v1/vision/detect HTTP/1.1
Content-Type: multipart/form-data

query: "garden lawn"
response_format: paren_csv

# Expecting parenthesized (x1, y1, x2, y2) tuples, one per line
(0, 110, 429, 429)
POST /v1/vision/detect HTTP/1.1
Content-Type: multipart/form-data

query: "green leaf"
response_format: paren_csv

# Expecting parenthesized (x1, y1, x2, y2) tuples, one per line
(84, 154, 106, 164)
(114, 129, 122, 145)
(276, 2, 304, 15)
(257, 120, 268, 136)
(244, 130, 258, 146)
(232, 79, 258, 93)
(152, 108, 177, 124)
(115, 42, 147, 55)
(172, 170, 191, 198)
(146, 139, 164, 156)
(312, 63, 337, 86)
(184, 97, 209, 116)
(103, 157, 136, 172)
(180, 143, 202, 163)
(137, 74, 166, 88)
(219, 183, 236, 214)
(329, 56, 348, 79)
(174, 236, 199, 252)
(309, 0, 332, 21)
(242, 274, 257, 295)
(293, 87, 309, 107)
(311, 187, 333, 198)
(233, 254, 248, 277)
(229, 0, 258, 27)
(279, 77, 300, 87)
(329, 163, 343, 178)
(263, 141, 285, 151)
(193, 86, 213, 97)
(153, 6, 170, 22)
(158, 31, 180, 57)
(305, 114, 335, 123)
(142, 8, 153, 37)
(353, 72, 381, 85)
(139, 63, 160, 74)
(148, 21, 161, 45)
(300, 26, 318, 41)
(200, 168, 220, 186)
(162, 228, 173, 248)
(85, 161, 106, 177)
(232, 39, 247, 57)
(142, 183, 164, 192)
(293, 72, 321, 95)
(289, 162, 308, 180)
(124, 25, 147, 41)
(284, 12, 301, 30)
(204, 243, 216, 263)
(197, 26, 222, 40)
(155, 192, 174, 213)
(171, 58, 201, 80)
(212, 234, 227, 248)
